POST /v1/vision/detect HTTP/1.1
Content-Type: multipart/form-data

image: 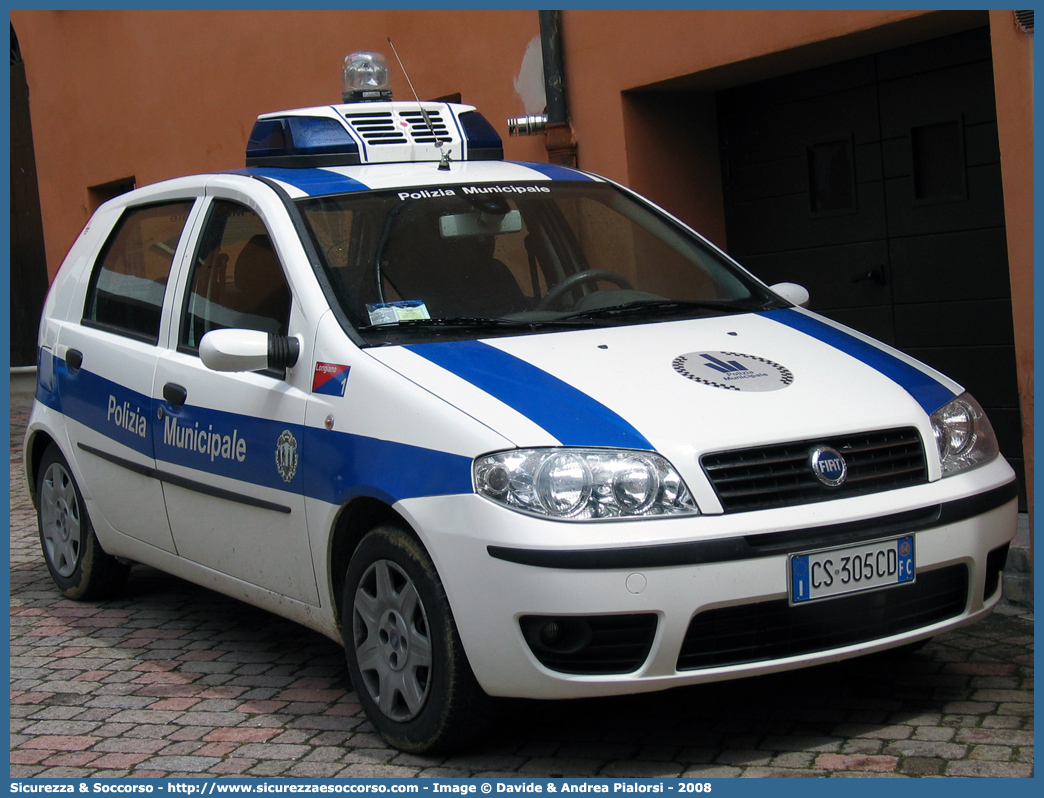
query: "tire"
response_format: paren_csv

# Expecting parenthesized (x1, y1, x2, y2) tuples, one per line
(863, 636, 933, 665)
(342, 525, 493, 753)
(883, 637, 933, 658)
(36, 445, 130, 601)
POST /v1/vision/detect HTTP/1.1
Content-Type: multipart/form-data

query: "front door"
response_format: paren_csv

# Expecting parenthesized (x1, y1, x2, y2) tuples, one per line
(152, 189, 317, 604)
(718, 28, 1024, 502)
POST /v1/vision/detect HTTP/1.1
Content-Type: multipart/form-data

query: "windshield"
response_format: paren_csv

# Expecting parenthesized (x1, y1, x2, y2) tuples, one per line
(298, 181, 784, 344)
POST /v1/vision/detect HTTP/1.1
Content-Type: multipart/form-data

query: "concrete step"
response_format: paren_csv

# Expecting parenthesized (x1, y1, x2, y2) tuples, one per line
(1003, 512, 1033, 609)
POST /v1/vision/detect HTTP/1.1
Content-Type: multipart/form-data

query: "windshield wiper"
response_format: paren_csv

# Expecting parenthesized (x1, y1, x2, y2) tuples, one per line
(560, 298, 784, 321)
(357, 316, 594, 333)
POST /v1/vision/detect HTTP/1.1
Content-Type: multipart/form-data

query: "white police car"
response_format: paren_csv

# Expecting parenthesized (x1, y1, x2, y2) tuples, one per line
(26, 53, 1017, 753)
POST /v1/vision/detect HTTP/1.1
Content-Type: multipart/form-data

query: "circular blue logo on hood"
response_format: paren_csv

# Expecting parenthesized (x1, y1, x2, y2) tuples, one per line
(672, 351, 793, 392)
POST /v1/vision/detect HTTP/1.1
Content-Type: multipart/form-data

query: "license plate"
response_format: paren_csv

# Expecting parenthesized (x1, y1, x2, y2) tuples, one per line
(790, 536, 915, 604)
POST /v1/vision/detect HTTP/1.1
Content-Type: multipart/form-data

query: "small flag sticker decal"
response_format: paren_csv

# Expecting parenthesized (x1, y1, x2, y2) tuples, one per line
(312, 363, 351, 396)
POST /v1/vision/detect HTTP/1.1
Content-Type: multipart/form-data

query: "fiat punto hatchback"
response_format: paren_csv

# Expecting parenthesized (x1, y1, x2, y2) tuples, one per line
(26, 54, 1018, 753)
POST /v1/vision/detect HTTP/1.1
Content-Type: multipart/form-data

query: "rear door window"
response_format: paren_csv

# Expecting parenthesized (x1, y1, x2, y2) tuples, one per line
(82, 201, 194, 343)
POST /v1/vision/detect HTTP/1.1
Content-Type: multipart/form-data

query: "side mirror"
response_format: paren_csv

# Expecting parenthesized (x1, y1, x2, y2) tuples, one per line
(199, 329, 300, 373)
(770, 282, 810, 308)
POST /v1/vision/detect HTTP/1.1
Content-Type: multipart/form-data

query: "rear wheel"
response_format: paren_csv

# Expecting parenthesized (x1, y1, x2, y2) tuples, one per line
(36, 445, 130, 600)
(342, 525, 492, 753)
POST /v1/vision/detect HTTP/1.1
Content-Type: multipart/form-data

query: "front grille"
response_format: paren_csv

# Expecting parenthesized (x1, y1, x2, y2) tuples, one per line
(520, 614, 658, 675)
(701, 427, 927, 513)
(677, 564, 967, 670)
(343, 110, 451, 146)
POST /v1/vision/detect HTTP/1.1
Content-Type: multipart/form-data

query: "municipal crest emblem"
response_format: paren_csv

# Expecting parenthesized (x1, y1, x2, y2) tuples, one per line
(275, 430, 298, 482)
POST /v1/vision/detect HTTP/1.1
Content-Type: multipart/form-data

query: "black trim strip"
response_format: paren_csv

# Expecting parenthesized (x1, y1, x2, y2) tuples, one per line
(487, 480, 1018, 570)
(80, 318, 159, 347)
(464, 147, 505, 161)
(78, 443, 292, 514)
(246, 153, 363, 168)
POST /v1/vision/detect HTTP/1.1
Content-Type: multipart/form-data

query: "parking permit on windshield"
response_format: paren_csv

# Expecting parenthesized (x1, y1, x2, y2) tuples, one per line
(366, 300, 431, 325)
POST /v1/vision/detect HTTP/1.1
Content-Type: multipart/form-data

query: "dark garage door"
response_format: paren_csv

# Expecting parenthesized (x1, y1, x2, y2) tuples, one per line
(718, 28, 1024, 505)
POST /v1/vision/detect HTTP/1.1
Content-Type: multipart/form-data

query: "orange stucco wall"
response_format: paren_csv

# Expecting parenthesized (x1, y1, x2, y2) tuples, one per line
(10, 9, 547, 279)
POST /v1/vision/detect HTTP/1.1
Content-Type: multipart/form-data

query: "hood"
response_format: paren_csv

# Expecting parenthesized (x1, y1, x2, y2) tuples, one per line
(368, 308, 961, 498)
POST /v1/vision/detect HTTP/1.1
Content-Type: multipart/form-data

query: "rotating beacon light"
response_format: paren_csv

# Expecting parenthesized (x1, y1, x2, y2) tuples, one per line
(342, 52, 393, 102)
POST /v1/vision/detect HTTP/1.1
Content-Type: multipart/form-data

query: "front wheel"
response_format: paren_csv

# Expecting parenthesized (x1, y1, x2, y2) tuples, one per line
(342, 525, 492, 753)
(36, 445, 130, 600)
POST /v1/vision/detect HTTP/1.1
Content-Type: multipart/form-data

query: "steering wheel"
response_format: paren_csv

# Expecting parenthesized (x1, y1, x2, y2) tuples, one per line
(536, 269, 633, 310)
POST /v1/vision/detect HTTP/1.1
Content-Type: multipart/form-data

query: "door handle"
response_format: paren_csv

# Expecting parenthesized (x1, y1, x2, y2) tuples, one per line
(851, 265, 887, 286)
(163, 383, 188, 409)
(66, 348, 83, 373)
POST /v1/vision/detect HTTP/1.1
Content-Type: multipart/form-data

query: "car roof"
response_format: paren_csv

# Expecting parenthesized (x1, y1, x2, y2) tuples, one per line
(99, 161, 603, 215)
(235, 160, 598, 199)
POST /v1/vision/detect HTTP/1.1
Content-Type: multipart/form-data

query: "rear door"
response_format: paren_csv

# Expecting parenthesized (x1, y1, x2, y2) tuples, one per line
(55, 194, 201, 553)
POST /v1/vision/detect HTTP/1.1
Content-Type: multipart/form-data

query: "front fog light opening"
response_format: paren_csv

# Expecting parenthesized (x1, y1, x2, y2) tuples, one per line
(520, 616, 593, 656)
(519, 614, 659, 675)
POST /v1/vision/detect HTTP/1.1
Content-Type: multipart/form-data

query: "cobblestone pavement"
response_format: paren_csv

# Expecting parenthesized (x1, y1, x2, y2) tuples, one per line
(9, 390, 1033, 779)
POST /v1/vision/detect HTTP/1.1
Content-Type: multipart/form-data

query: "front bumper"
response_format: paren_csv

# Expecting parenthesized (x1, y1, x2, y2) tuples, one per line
(397, 458, 1018, 700)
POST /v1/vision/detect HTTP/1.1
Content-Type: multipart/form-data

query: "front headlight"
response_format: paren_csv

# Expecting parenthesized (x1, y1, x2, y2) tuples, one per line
(930, 393, 1000, 476)
(474, 448, 699, 520)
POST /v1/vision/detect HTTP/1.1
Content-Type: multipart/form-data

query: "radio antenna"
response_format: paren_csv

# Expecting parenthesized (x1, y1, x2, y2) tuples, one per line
(387, 37, 451, 170)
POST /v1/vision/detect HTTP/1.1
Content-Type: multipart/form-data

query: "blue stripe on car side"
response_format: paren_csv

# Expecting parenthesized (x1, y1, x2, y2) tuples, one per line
(762, 308, 957, 414)
(35, 348, 61, 413)
(57, 360, 156, 459)
(54, 361, 472, 504)
(404, 340, 653, 450)
(159, 410, 471, 505)
(301, 427, 473, 507)
(239, 167, 371, 196)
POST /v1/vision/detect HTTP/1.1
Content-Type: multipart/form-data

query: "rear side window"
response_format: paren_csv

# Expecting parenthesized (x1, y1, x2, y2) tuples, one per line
(83, 201, 194, 343)
(180, 200, 292, 351)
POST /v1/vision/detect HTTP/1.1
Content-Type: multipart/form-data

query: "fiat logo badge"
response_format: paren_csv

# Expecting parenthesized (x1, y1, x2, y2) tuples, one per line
(810, 446, 848, 487)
